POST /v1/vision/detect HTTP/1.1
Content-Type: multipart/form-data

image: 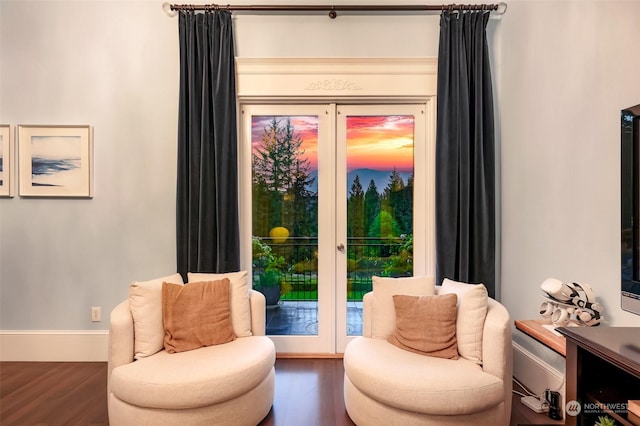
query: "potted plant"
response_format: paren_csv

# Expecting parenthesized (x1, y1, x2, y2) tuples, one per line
(252, 237, 288, 306)
(595, 416, 616, 426)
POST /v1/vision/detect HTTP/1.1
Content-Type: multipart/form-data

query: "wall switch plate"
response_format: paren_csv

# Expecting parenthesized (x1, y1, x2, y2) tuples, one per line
(521, 396, 548, 413)
(91, 307, 101, 322)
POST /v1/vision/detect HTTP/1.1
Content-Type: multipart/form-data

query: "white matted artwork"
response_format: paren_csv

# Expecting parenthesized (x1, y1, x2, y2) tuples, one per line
(0, 125, 14, 197)
(18, 125, 93, 198)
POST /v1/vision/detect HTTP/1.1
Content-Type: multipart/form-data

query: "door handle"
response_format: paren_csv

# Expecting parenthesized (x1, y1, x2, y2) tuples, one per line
(337, 243, 345, 252)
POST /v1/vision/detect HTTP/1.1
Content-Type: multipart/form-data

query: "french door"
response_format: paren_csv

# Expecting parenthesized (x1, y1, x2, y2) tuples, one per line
(240, 103, 433, 354)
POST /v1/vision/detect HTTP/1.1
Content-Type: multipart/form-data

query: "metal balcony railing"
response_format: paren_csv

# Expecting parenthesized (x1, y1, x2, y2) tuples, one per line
(253, 236, 412, 301)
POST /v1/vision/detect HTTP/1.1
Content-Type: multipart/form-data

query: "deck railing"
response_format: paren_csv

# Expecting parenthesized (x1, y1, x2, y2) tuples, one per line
(253, 236, 412, 301)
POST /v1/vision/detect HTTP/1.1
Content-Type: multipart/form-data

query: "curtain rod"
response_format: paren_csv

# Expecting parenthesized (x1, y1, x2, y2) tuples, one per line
(164, 3, 506, 19)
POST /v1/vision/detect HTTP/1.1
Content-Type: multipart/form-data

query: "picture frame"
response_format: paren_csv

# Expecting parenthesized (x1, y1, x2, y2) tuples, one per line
(0, 124, 14, 197)
(18, 125, 93, 198)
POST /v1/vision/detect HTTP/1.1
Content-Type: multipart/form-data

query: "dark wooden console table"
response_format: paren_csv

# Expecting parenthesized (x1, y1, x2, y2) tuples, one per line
(556, 326, 640, 426)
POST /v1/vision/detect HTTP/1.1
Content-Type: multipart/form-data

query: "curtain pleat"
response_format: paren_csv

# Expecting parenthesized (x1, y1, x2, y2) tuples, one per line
(435, 10, 496, 297)
(176, 10, 239, 280)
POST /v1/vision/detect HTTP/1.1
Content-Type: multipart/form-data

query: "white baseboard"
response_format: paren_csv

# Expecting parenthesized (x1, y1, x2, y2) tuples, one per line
(0, 330, 109, 362)
(513, 342, 565, 409)
(0, 330, 569, 383)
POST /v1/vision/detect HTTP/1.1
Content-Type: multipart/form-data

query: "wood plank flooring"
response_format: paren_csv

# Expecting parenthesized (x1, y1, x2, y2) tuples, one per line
(1, 362, 108, 425)
(259, 358, 353, 426)
(0, 359, 562, 425)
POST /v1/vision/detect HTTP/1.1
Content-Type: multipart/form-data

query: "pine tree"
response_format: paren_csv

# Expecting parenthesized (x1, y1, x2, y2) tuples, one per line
(253, 117, 312, 194)
(364, 179, 380, 238)
(252, 117, 316, 238)
(368, 210, 401, 241)
(348, 175, 365, 239)
(383, 168, 406, 196)
(382, 169, 412, 235)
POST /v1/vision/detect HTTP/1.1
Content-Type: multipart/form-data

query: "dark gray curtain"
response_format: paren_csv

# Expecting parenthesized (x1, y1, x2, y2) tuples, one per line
(435, 10, 496, 297)
(176, 10, 239, 280)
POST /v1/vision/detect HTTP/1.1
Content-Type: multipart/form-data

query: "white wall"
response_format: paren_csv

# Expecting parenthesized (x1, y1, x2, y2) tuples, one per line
(0, 1, 442, 333)
(500, 0, 640, 331)
(0, 1, 180, 330)
(1, 0, 639, 354)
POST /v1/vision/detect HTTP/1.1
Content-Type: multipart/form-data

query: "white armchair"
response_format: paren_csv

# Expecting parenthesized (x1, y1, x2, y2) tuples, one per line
(108, 273, 275, 426)
(343, 278, 512, 425)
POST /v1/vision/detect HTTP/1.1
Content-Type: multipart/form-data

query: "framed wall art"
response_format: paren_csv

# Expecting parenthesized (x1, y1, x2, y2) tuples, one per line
(18, 125, 93, 198)
(0, 125, 14, 197)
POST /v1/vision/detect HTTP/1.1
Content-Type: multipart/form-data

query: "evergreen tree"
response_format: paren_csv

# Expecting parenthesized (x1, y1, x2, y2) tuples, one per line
(383, 168, 406, 195)
(290, 160, 317, 238)
(382, 169, 412, 235)
(398, 172, 414, 234)
(364, 179, 380, 238)
(380, 169, 403, 219)
(252, 180, 271, 238)
(252, 117, 316, 239)
(368, 210, 401, 241)
(347, 175, 365, 239)
(253, 117, 312, 194)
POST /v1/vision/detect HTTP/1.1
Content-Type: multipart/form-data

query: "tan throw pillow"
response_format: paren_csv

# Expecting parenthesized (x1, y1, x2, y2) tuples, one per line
(162, 279, 235, 354)
(387, 294, 459, 359)
(188, 271, 252, 337)
(371, 276, 436, 339)
(439, 278, 488, 364)
(129, 272, 184, 359)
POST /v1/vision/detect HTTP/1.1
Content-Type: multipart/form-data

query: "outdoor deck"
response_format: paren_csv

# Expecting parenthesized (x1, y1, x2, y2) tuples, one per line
(258, 236, 410, 338)
(265, 301, 364, 336)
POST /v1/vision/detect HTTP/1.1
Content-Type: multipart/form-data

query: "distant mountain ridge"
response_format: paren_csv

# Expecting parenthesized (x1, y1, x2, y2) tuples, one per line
(306, 168, 412, 194)
(347, 168, 412, 193)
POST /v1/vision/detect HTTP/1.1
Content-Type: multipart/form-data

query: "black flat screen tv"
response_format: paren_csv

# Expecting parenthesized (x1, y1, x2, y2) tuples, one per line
(621, 103, 640, 316)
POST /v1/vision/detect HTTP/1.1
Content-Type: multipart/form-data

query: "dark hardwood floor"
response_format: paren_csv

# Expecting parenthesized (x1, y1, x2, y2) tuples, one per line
(0, 362, 108, 425)
(259, 358, 354, 426)
(0, 359, 562, 425)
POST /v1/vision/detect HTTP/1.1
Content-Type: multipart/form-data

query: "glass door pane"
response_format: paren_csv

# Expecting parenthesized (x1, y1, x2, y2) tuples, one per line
(347, 115, 415, 330)
(336, 104, 429, 352)
(251, 114, 319, 334)
(241, 104, 334, 354)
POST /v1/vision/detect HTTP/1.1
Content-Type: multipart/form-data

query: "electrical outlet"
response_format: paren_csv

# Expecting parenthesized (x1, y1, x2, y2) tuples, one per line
(91, 307, 101, 322)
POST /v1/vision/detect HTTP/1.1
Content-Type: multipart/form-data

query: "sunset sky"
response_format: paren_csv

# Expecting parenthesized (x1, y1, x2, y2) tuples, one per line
(346, 115, 414, 173)
(252, 115, 319, 168)
(251, 115, 414, 172)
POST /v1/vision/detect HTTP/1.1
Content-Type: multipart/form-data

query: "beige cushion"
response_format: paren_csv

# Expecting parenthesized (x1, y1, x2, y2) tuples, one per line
(110, 336, 275, 410)
(162, 280, 235, 354)
(188, 271, 252, 337)
(387, 294, 458, 359)
(129, 273, 184, 359)
(371, 276, 435, 339)
(344, 337, 504, 415)
(439, 278, 488, 364)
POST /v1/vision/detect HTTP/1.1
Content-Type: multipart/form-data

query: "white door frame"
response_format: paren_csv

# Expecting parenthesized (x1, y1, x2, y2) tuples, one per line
(239, 104, 335, 354)
(237, 58, 437, 355)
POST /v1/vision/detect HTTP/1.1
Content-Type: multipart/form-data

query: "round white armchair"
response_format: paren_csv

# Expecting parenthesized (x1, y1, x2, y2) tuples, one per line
(107, 272, 275, 426)
(343, 277, 512, 426)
